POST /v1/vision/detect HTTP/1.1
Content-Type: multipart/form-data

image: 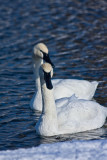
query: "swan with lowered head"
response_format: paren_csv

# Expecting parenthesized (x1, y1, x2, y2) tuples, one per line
(35, 63, 107, 136)
(30, 43, 98, 111)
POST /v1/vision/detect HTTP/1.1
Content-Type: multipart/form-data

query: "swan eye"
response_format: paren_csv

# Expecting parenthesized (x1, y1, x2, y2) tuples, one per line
(40, 50, 47, 56)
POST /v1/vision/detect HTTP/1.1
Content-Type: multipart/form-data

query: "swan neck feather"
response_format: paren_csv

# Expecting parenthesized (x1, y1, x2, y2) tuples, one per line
(32, 56, 43, 91)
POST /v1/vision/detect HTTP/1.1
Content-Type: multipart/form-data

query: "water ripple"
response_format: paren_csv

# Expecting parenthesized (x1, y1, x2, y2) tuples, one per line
(0, 0, 107, 151)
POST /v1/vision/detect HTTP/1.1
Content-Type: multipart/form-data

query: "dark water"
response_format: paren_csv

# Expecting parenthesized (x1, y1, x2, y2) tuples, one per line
(0, 0, 107, 151)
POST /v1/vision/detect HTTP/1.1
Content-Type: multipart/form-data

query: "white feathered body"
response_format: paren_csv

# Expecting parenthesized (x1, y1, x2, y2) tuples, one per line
(52, 79, 98, 100)
(56, 96, 107, 135)
(31, 78, 98, 111)
(35, 82, 107, 136)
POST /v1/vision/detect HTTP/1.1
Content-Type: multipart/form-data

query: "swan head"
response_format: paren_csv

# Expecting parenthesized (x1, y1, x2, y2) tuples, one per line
(33, 43, 54, 67)
(41, 63, 53, 90)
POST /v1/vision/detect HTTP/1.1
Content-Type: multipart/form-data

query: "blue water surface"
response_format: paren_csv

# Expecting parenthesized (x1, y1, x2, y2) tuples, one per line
(0, 0, 107, 151)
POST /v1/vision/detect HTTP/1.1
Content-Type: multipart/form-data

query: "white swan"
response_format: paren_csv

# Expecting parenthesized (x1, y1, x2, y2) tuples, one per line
(35, 63, 107, 136)
(30, 43, 98, 111)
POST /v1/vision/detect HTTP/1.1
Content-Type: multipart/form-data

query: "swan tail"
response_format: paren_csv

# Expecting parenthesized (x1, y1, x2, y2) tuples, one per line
(102, 106, 107, 117)
(92, 81, 99, 90)
(88, 81, 99, 100)
(105, 108, 107, 117)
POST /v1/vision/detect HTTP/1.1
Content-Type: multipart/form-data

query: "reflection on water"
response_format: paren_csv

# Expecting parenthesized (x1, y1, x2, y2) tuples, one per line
(0, 0, 107, 150)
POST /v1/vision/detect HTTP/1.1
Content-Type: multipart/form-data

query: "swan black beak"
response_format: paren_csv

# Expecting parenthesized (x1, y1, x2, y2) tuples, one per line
(43, 53, 55, 68)
(44, 71, 53, 90)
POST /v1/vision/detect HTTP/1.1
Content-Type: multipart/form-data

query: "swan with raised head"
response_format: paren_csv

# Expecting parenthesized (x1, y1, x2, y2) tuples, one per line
(35, 63, 107, 136)
(30, 43, 54, 111)
(30, 43, 98, 111)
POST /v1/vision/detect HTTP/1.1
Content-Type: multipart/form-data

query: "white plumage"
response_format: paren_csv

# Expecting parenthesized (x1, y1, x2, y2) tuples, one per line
(30, 43, 98, 111)
(35, 63, 107, 136)
(52, 79, 98, 101)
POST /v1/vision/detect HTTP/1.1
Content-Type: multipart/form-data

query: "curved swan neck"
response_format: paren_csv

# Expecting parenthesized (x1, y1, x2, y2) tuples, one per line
(40, 70, 58, 132)
(32, 56, 43, 91)
(41, 83, 57, 114)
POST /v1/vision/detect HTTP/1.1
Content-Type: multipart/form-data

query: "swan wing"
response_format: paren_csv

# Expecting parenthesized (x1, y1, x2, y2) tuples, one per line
(52, 79, 98, 100)
(57, 99, 107, 133)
